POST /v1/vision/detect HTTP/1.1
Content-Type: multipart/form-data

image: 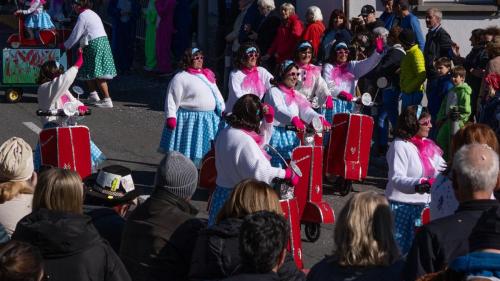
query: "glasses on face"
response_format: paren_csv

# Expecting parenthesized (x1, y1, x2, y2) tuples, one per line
(287, 72, 299, 77)
(246, 51, 259, 59)
(419, 118, 432, 126)
(300, 51, 312, 55)
(336, 49, 349, 54)
(193, 55, 204, 61)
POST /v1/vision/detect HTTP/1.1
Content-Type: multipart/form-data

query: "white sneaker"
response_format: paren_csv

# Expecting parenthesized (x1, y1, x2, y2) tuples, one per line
(94, 98, 113, 108)
(87, 92, 101, 104)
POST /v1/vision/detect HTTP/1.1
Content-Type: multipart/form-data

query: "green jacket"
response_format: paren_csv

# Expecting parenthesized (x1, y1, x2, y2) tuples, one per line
(400, 44, 426, 93)
(436, 82, 472, 126)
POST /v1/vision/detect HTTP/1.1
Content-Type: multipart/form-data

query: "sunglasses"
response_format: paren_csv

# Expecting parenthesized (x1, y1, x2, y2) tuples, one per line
(287, 72, 299, 77)
(336, 49, 349, 54)
(246, 51, 259, 58)
(193, 55, 204, 61)
(300, 50, 312, 55)
(419, 118, 432, 126)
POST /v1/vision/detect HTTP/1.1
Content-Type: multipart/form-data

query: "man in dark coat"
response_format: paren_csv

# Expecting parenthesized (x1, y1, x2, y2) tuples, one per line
(120, 152, 206, 281)
(404, 143, 500, 281)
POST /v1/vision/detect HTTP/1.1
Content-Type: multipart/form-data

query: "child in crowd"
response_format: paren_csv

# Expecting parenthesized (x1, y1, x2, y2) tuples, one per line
(34, 49, 105, 170)
(15, 0, 54, 40)
(436, 66, 472, 160)
(428, 57, 454, 138)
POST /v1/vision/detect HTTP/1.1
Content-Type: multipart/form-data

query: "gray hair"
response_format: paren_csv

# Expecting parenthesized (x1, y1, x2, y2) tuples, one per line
(280, 2, 295, 14)
(307, 6, 323, 22)
(373, 27, 389, 37)
(452, 143, 499, 193)
(257, 0, 275, 11)
(427, 8, 442, 22)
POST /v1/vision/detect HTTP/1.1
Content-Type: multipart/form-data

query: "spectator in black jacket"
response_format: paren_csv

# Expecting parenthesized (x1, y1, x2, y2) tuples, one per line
(250, 0, 280, 56)
(221, 211, 289, 281)
(423, 8, 453, 102)
(120, 151, 205, 281)
(189, 179, 305, 281)
(12, 168, 131, 281)
(307, 191, 404, 281)
(404, 143, 500, 281)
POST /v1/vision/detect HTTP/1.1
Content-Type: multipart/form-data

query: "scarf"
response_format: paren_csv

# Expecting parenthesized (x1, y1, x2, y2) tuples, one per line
(241, 66, 266, 98)
(242, 129, 271, 160)
(187, 67, 216, 84)
(299, 63, 321, 88)
(330, 63, 355, 88)
(409, 136, 443, 178)
(278, 84, 311, 108)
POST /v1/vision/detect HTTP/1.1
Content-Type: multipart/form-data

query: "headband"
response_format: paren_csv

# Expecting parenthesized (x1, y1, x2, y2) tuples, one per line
(335, 42, 348, 50)
(416, 105, 423, 119)
(282, 60, 294, 71)
(191, 48, 200, 55)
(298, 41, 312, 50)
(245, 47, 257, 54)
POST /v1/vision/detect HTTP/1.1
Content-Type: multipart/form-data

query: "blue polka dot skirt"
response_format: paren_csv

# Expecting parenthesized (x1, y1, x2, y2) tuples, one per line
(208, 185, 233, 226)
(389, 201, 427, 256)
(158, 108, 220, 168)
(268, 126, 299, 168)
(322, 99, 353, 146)
(25, 12, 55, 30)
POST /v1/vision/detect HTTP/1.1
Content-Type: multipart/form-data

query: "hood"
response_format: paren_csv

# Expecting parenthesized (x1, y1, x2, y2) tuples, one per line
(454, 82, 472, 95)
(13, 209, 101, 258)
(205, 217, 243, 238)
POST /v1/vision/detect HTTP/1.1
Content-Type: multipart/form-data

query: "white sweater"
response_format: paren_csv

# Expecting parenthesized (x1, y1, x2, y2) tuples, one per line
(322, 51, 382, 96)
(385, 138, 446, 204)
(296, 65, 330, 109)
(164, 71, 225, 119)
(64, 9, 108, 49)
(37, 66, 83, 125)
(215, 125, 285, 188)
(0, 193, 32, 235)
(264, 86, 321, 127)
(226, 67, 274, 112)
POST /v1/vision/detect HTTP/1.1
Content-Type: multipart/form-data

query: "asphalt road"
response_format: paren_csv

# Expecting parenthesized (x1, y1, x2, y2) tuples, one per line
(0, 20, 388, 268)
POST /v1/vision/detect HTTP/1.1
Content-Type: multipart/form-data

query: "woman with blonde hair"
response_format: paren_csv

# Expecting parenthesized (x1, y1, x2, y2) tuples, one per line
(0, 137, 36, 236)
(190, 179, 304, 281)
(12, 168, 130, 281)
(307, 191, 404, 281)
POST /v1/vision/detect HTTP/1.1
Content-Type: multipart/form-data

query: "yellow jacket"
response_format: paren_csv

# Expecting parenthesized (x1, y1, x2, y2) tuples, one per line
(400, 44, 426, 93)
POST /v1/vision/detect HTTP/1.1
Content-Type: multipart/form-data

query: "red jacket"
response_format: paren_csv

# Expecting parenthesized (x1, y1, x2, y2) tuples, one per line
(302, 21, 325, 57)
(268, 14, 304, 64)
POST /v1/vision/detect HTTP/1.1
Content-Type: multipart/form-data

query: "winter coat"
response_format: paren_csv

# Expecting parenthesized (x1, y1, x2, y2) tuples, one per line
(302, 21, 325, 57)
(267, 14, 303, 64)
(238, 1, 263, 45)
(12, 208, 130, 281)
(364, 44, 405, 92)
(189, 217, 305, 281)
(404, 200, 500, 281)
(424, 26, 453, 79)
(400, 44, 426, 94)
(256, 10, 281, 55)
(307, 256, 404, 281)
(84, 205, 125, 253)
(120, 187, 206, 281)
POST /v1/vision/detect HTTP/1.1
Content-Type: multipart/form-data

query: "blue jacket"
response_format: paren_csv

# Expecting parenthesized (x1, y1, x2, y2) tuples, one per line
(380, 12, 397, 30)
(428, 74, 453, 118)
(401, 13, 425, 51)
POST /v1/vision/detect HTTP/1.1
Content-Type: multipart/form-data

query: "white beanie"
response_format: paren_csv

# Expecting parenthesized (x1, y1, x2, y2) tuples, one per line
(0, 137, 34, 182)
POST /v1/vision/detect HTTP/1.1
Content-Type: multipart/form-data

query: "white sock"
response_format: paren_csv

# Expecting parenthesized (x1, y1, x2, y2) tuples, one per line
(103, 98, 112, 101)
(89, 91, 98, 97)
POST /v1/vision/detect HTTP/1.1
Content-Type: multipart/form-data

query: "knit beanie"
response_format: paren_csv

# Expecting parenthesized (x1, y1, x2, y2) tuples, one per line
(0, 137, 34, 182)
(469, 206, 500, 252)
(399, 29, 416, 47)
(154, 151, 198, 199)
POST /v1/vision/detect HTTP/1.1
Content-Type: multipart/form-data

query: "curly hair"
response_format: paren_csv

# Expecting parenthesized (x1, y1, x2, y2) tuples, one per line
(394, 105, 431, 140)
(294, 40, 315, 62)
(37, 60, 65, 84)
(234, 42, 261, 69)
(179, 47, 203, 70)
(270, 60, 299, 86)
(226, 94, 264, 134)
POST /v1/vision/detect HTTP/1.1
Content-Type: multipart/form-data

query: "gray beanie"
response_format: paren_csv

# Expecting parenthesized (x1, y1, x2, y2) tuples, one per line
(154, 151, 198, 199)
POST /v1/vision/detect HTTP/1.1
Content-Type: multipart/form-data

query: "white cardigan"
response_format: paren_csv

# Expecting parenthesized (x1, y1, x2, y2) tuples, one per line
(225, 67, 274, 113)
(164, 71, 225, 119)
(64, 9, 108, 49)
(264, 86, 320, 127)
(215, 125, 285, 188)
(385, 138, 446, 204)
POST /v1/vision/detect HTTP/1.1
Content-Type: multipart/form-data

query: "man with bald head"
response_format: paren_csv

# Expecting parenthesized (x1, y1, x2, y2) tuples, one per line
(404, 143, 500, 281)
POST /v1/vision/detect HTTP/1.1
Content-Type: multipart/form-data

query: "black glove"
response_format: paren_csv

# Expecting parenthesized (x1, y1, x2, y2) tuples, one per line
(415, 182, 431, 194)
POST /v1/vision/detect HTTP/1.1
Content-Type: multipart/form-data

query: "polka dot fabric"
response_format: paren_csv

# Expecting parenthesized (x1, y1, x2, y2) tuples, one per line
(390, 201, 427, 255)
(78, 36, 117, 81)
(158, 108, 220, 168)
(268, 126, 300, 168)
(321, 99, 353, 145)
(207, 185, 233, 226)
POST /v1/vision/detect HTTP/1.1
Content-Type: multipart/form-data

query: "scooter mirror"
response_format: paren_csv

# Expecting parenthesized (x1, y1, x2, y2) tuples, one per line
(290, 161, 303, 178)
(376, 77, 388, 89)
(361, 93, 373, 106)
(311, 116, 323, 133)
(62, 101, 78, 116)
(72, 86, 84, 96)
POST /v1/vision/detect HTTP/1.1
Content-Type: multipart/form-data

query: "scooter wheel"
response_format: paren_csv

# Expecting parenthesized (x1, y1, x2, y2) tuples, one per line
(304, 223, 321, 242)
(5, 88, 23, 103)
(337, 177, 352, 196)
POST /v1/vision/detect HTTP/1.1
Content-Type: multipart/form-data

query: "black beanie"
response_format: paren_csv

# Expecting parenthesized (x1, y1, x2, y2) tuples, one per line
(399, 29, 416, 47)
(469, 206, 500, 252)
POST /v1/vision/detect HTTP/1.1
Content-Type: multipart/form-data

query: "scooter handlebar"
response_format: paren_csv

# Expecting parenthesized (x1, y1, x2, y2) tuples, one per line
(36, 109, 91, 116)
(284, 124, 316, 133)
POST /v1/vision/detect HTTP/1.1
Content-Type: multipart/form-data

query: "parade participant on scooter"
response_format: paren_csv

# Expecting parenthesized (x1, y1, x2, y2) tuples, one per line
(34, 48, 105, 171)
(294, 41, 332, 112)
(14, 0, 54, 40)
(209, 94, 298, 226)
(226, 42, 274, 113)
(322, 39, 384, 119)
(265, 60, 331, 167)
(63, 0, 117, 108)
(385, 105, 445, 255)
(159, 47, 225, 168)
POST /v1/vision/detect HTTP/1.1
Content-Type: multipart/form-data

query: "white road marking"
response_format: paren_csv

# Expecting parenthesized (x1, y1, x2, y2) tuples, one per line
(23, 122, 41, 134)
